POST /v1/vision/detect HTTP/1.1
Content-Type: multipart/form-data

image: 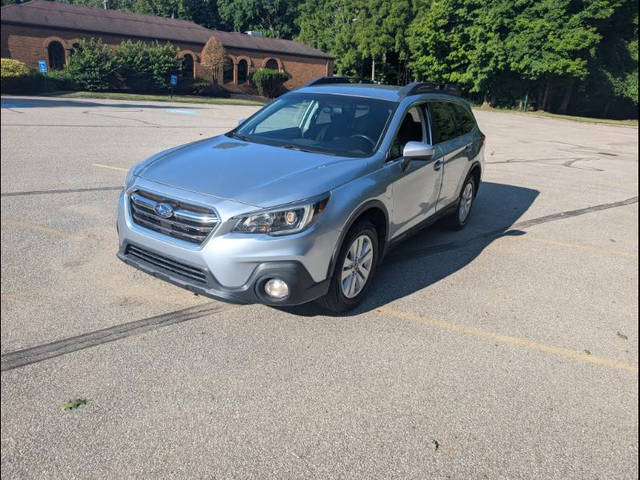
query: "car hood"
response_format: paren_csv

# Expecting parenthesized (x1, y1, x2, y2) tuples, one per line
(138, 136, 370, 208)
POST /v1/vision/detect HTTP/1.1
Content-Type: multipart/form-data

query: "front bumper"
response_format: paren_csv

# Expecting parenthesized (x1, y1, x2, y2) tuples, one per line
(117, 182, 337, 306)
(117, 243, 330, 306)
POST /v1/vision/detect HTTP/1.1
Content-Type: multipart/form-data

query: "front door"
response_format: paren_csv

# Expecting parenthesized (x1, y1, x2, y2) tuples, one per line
(387, 105, 443, 239)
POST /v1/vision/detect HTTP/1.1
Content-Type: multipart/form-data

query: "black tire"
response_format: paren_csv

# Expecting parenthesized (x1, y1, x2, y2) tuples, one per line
(447, 175, 476, 230)
(318, 220, 379, 313)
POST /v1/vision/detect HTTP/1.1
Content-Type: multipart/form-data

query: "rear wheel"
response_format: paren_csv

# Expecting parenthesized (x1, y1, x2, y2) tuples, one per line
(448, 175, 476, 230)
(318, 220, 379, 313)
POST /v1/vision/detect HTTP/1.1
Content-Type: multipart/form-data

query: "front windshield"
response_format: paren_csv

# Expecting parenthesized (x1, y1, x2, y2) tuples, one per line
(231, 93, 397, 157)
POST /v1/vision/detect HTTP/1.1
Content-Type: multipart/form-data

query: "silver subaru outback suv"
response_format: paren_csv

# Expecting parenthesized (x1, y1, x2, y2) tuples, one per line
(117, 78, 485, 312)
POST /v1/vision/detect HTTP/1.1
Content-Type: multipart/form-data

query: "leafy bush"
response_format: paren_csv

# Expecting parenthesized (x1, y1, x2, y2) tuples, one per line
(2, 42, 230, 97)
(114, 40, 181, 92)
(1, 58, 30, 77)
(1, 58, 44, 93)
(66, 39, 116, 91)
(250, 68, 289, 97)
(45, 69, 77, 90)
(174, 77, 230, 97)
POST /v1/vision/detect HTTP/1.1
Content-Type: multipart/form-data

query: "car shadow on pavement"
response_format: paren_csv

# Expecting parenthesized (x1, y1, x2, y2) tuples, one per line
(280, 182, 539, 317)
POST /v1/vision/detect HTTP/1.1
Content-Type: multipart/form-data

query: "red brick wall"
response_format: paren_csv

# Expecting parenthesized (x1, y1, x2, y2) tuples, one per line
(1, 23, 204, 71)
(223, 47, 333, 89)
(1, 23, 334, 89)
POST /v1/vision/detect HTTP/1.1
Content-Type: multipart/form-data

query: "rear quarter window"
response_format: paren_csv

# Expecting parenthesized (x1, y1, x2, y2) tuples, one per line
(450, 103, 476, 136)
(429, 102, 457, 144)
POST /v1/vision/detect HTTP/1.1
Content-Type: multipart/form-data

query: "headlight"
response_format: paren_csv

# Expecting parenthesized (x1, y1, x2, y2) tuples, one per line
(232, 195, 329, 235)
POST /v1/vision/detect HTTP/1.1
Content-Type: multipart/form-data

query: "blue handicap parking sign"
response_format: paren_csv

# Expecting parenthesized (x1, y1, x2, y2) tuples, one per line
(38, 60, 47, 73)
(170, 74, 178, 86)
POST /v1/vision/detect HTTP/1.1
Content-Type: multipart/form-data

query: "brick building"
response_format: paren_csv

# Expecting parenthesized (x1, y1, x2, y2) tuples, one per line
(0, 0, 334, 90)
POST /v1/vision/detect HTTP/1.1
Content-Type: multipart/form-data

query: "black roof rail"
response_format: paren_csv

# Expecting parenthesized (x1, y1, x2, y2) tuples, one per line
(305, 76, 379, 86)
(399, 82, 462, 98)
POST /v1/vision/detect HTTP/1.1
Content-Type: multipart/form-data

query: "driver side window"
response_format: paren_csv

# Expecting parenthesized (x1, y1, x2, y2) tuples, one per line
(389, 106, 425, 159)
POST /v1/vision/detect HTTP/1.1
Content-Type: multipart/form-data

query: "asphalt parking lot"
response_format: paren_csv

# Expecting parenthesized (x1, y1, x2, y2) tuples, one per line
(1, 95, 638, 479)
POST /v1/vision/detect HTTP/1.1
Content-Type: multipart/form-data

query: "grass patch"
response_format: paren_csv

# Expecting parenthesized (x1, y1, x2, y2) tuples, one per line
(527, 110, 638, 127)
(472, 104, 638, 127)
(60, 398, 87, 411)
(52, 91, 266, 106)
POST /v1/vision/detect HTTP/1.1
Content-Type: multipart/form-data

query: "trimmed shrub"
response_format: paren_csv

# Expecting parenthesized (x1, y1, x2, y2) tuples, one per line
(45, 69, 77, 90)
(114, 40, 181, 92)
(250, 68, 289, 97)
(1, 58, 30, 77)
(1, 58, 44, 93)
(174, 78, 230, 97)
(66, 39, 116, 91)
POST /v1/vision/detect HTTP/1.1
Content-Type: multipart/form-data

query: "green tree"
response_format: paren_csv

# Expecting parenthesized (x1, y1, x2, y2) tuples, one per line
(297, 0, 361, 75)
(351, 0, 412, 82)
(297, 0, 413, 81)
(217, 0, 300, 38)
(506, 0, 606, 111)
(56, 0, 220, 28)
(584, 0, 638, 115)
(407, 0, 476, 87)
(406, 0, 633, 114)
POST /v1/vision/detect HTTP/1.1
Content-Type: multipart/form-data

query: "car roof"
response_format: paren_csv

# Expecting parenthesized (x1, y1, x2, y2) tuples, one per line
(295, 83, 466, 104)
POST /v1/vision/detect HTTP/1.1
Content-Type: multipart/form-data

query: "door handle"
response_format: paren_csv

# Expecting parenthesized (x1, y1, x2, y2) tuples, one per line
(464, 144, 473, 153)
(434, 159, 443, 171)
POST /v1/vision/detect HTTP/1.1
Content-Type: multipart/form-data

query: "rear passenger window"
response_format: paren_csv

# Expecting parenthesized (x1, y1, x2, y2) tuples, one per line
(450, 103, 475, 136)
(429, 102, 457, 144)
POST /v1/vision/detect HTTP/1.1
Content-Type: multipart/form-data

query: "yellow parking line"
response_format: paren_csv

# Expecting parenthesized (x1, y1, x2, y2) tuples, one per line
(378, 307, 638, 374)
(92, 163, 128, 172)
(1, 217, 83, 240)
(520, 235, 637, 258)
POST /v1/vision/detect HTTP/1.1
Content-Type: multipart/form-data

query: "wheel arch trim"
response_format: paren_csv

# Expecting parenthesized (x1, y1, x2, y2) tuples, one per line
(326, 199, 390, 279)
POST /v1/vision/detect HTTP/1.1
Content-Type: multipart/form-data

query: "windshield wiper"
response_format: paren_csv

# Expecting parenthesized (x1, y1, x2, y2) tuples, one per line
(285, 144, 343, 156)
(228, 131, 250, 141)
(280, 143, 312, 153)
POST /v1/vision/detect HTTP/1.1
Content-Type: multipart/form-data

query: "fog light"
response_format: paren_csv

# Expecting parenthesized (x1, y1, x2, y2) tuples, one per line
(264, 278, 289, 299)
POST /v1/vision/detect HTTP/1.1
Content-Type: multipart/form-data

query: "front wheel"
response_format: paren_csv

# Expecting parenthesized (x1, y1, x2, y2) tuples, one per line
(318, 220, 379, 313)
(448, 175, 476, 230)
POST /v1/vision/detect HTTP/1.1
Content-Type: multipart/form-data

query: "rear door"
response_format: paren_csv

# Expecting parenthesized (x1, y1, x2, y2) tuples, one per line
(428, 101, 470, 208)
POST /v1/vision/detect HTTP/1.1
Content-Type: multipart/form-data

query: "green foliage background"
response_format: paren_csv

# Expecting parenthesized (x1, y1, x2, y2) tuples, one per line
(1, 0, 637, 117)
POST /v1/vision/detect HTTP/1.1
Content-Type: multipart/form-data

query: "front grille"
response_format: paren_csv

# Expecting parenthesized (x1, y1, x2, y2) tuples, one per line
(125, 244, 208, 284)
(129, 190, 219, 244)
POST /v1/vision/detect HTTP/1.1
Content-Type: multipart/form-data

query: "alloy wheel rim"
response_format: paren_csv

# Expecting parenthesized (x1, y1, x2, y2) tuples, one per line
(458, 182, 474, 223)
(341, 234, 374, 298)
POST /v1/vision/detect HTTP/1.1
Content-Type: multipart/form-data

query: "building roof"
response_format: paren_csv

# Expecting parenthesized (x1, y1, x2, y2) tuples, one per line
(0, 0, 333, 59)
(210, 30, 332, 59)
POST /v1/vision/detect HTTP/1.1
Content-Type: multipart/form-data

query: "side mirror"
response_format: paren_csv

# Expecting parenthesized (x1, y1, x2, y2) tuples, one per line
(401, 141, 435, 170)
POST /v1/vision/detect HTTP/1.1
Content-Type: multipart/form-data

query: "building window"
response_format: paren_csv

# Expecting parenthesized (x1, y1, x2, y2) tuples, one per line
(70, 43, 81, 59)
(47, 41, 65, 70)
(237, 59, 248, 83)
(265, 58, 279, 70)
(181, 54, 194, 79)
(222, 57, 234, 84)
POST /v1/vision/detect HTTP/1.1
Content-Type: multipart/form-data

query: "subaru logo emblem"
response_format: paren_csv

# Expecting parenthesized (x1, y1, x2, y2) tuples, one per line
(154, 202, 174, 218)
